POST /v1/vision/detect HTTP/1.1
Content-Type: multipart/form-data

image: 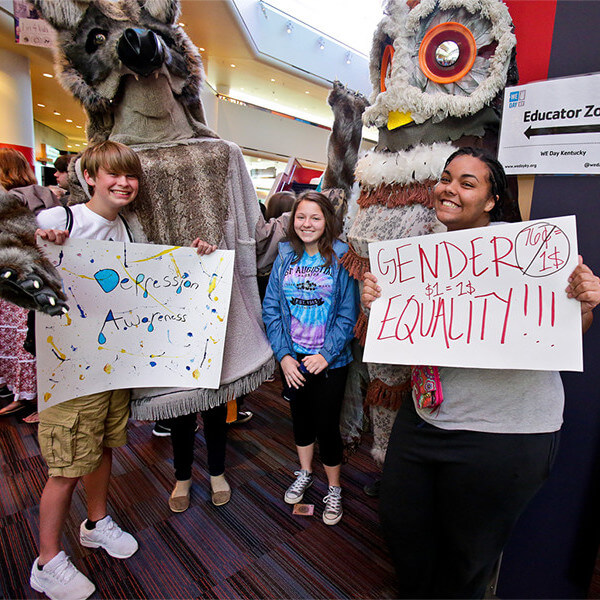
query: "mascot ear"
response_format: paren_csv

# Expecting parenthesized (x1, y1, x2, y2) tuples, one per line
(141, 0, 180, 25)
(32, 0, 85, 31)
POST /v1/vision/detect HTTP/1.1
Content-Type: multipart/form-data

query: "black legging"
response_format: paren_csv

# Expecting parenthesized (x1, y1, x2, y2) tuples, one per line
(287, 365, 348, 466)
(162, 404, 228, 480)
(380, 399, 560, 599)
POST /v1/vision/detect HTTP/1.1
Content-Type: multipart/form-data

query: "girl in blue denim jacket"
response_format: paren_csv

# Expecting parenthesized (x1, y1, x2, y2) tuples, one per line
(263, 191, 359, 525)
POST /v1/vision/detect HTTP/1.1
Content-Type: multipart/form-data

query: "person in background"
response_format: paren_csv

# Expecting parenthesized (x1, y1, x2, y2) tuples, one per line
(0, 148, 61, 420)
(262, 191, 359, 525)
(48, 154, 73, 205)
(361, 147, 600, 598)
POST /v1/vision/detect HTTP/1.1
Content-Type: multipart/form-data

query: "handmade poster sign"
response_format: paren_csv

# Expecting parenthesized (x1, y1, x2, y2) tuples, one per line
(36, 238, 235, 410)
(363, 216, 582, 371)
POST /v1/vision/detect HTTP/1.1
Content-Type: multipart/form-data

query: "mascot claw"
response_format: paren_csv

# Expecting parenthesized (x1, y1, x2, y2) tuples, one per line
(0, 269, 69, 316)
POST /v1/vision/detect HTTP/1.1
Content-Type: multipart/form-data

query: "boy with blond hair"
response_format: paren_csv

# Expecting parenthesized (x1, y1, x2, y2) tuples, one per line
(30, 141, 141, 600)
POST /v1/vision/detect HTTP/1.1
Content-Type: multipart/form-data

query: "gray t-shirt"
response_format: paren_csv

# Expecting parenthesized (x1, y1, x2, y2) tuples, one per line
(415, 367, 564, 434)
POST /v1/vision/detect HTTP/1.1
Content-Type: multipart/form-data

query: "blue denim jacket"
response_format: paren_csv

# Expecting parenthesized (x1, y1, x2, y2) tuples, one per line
(262, 240, 359, 369)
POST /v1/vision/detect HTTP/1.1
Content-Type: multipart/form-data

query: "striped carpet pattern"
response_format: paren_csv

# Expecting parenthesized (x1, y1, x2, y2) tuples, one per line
(0, 378, 397, 599)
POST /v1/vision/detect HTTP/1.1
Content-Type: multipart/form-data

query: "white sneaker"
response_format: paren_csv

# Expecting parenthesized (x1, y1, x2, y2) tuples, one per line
(30, 552, 95, 600)
(79, 515, 138, 558)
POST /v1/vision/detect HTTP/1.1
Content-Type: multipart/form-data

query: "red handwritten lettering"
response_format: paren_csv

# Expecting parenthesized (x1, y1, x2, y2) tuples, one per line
(491, 236, 520, 277)
(376, 294, 403, 340)
(419, 243, 438, 283)
(470, 237, 488, 277)
(441, 241, 468, 280)
(396, 244, 415, 283)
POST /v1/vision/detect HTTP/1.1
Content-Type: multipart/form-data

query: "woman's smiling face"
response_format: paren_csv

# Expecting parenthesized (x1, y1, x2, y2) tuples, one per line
(434, 155, 497, 232)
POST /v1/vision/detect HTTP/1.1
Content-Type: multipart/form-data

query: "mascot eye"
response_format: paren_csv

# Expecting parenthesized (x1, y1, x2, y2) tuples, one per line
(418, 22, 476, 84)
(407, 7, 498, 97)
(86, 29, 108, 53)
(380, 44, 395, 92)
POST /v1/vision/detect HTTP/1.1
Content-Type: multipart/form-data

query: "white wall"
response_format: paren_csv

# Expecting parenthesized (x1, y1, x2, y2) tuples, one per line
(0, 48, 34, 147)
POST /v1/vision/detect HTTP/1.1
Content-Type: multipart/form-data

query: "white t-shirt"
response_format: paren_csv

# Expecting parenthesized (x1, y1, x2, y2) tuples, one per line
(36, 203, 130, 242)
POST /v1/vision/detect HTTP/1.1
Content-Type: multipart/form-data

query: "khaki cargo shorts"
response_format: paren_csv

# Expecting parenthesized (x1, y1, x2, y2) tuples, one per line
(38, 389, 130, 478)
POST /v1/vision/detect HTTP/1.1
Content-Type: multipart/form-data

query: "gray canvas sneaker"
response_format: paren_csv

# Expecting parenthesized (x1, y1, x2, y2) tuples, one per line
(323, 486, 343, 525)
(284, 469, 313, 504)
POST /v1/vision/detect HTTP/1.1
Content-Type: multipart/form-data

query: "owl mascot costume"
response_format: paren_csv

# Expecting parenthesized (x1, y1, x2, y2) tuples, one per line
(326, 0, 519, 464)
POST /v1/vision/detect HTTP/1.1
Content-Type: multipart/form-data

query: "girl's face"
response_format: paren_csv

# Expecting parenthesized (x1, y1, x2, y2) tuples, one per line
(434, 155, 497, 232)
(294, 200, 326, 253)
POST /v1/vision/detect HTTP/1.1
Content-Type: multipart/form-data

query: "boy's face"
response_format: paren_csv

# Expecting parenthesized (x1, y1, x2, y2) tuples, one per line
(84, 167, 139, 211)
(54, 169, 69, 189)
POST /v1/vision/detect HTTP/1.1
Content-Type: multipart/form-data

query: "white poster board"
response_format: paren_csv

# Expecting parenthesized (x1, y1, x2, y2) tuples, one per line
(36, 239, 234, 410)
(363, 217, 582, 371)
(498, 73, 600, 175)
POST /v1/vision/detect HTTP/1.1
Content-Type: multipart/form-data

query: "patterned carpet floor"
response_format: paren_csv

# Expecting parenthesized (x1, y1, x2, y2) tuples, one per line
(0, 378, 397, 599)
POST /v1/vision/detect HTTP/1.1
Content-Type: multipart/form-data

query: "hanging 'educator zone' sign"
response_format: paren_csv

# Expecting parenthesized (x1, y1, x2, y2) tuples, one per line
(498, 73, 600, 175)
(363, 217, 582, 371)
(36, 238, 234, 410)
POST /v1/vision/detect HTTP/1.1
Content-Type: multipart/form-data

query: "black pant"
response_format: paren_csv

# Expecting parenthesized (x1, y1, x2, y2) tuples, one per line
(380, 400, 560, 599)
(287, 365, 348, 466)
(163, 404, 228, 480)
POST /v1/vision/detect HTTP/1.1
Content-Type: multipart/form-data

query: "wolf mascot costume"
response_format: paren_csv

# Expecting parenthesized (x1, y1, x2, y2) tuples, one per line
(0, 0, 277, 419)
(327, 0, 519, 463)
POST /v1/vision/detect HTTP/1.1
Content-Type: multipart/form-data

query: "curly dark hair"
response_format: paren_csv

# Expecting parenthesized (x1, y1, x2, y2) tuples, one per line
(443, 147, 509, 222)
(288, 191, 338, 266)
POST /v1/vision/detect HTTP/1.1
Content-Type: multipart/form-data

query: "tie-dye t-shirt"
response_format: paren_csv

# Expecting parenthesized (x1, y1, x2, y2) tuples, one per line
(283, 251, 334, 354)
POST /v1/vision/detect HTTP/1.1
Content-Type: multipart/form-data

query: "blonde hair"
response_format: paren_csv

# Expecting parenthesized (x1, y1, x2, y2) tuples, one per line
(0, 147, 37, 190)
(80, 140, 142, 180)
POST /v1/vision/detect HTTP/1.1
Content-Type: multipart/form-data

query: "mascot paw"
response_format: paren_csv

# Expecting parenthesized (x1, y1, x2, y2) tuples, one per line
(328, 80, 353, 107)
(0, 269, 68, 316)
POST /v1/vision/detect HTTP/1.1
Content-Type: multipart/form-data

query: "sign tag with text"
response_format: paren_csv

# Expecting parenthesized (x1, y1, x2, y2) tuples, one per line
(364, 217, 582, 372)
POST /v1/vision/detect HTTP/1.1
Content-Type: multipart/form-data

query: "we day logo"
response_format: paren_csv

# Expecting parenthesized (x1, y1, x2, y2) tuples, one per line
(508, 89, 526, 109)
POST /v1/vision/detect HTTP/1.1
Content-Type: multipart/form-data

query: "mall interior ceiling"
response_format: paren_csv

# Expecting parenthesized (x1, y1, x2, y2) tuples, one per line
(0, 0, 370, 150)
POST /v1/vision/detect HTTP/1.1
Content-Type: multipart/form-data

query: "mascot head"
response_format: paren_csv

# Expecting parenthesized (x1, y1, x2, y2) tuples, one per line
(365, 0, 518, 150)
(33, 0, 215, 144)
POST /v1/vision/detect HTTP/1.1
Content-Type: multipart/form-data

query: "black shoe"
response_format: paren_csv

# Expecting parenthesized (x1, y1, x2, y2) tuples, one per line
(152, 423, 171, 437)
(363, 479, 381, 498)
(0, 385, 13, 400)
(228, 410, 253, 426)
(152, 422, 199, 437)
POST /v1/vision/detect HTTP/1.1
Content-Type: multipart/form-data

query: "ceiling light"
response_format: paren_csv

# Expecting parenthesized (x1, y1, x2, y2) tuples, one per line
(75, 144, 80, 147)
(76, 125, 82, 129)
(83, 142, 87, 146)
(271, 78, 275, 82)
(305, 91, 310, 94)
(67, 145, 72, 148)
(178, 22, 185, 27)
(37, 103, 45, 107)
(198, 47, 205, 52)
(42, 73, 53, 78)
(53, 111, 61, 115)
(66, 119, 73, 123)
(230, 64, 236, 68)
